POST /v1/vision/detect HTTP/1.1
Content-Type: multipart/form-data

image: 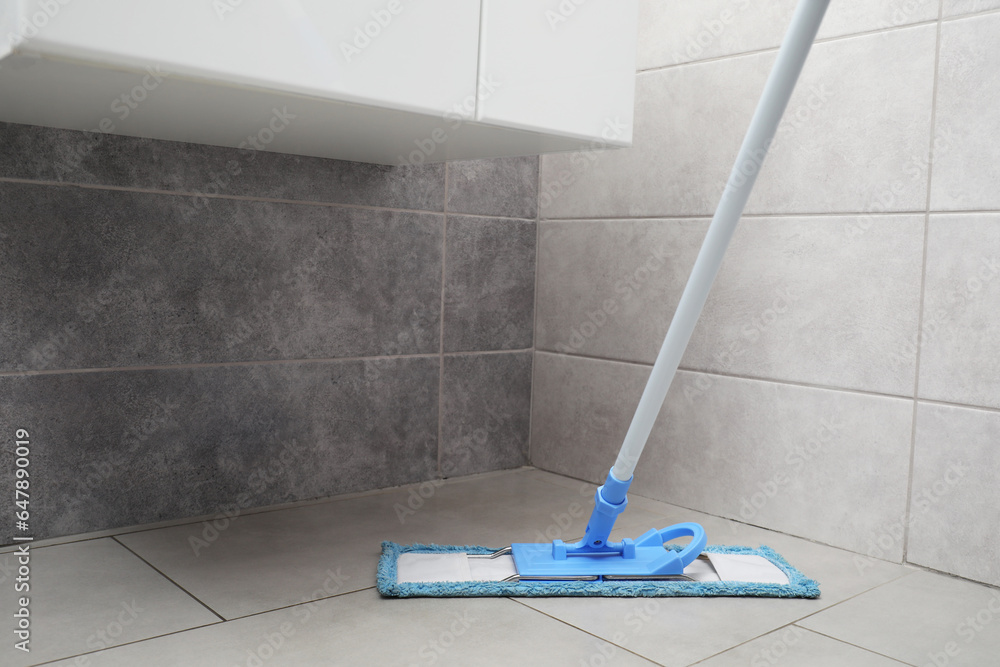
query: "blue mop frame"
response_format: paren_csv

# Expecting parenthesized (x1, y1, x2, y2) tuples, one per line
(378, 541, 821, 598)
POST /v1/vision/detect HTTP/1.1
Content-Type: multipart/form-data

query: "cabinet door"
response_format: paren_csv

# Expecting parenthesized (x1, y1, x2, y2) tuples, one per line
(20, 0, 481, 119)
(475, 0, 638, 145)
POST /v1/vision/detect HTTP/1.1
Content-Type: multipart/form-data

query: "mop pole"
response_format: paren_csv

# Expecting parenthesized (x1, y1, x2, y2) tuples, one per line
(576, 0, 831, 551)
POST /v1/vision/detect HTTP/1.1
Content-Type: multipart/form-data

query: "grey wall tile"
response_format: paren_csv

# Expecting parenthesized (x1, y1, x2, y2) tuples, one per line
(537, 216, 924, 396)
(929, 13, 1000, 210)
(0, 122, 446, 211)
(535, 218, 704, 363)
(918, 214, 1000, 409)
(441, 351, 532, 476)
(531, 352, 915, 557)
(0, 357, 439, 542)
(0, 182, 442, 371)
(443, 215, 536, 352)
(943, 0, 1000, 16)
(446, 156, 539, 219)
(541, 25, 936, 219)
(907, 403, 1000, 587)
(638, 0, 940, 69)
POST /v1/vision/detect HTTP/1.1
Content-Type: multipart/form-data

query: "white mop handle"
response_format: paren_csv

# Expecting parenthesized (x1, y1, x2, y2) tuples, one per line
(611, 0, 831, 482)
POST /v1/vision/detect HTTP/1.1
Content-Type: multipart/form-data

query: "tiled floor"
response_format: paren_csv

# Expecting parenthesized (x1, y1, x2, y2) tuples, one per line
(2, 468, 997, 666)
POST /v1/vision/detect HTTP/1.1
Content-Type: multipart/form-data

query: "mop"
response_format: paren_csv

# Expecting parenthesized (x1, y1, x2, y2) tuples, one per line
(379, 0, 829, 598)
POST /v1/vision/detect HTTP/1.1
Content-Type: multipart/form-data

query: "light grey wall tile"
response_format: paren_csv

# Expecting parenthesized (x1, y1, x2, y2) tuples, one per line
(443, 216, 536, 352)
(929, 12, 1000, 210)
(541, 25, 936, 219)
(0, 121, 446, 211)
(907, 403, 1000, 587)
(918, 214, 1000, 409)
(942, 0, 1000, 16)
(0, 182, 443, 371)
(447, 156, 538, 219)
(537, 216, 924, 396)
(441, 351, 532, 476)
(535, 218, 704, 362)
(0, 357, 439, 542)
(531, 352, 914, 557)
(638, 0, 940, 69)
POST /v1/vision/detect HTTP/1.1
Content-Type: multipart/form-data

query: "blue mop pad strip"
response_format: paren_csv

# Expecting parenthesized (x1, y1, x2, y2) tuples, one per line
(377, 541, 820, 599)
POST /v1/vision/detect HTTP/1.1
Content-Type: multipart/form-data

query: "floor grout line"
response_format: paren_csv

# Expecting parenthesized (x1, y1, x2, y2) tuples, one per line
(505, 597, 664, 666)
(30, 620, 226, 667)
(0, 468, 537, 554)
(796, 627, 921, 666)
(111, 536, 227, 622)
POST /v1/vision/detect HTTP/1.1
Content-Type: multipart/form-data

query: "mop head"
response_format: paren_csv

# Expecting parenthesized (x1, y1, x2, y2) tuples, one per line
(377, 541, 820, 598)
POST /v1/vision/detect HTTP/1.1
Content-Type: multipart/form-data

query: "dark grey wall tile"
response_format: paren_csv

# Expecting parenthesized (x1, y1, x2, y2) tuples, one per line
(447, 156, 538, 219)
(441, 351, 532, 476)
(0, 122, 445, 211)
(0, 182, 442, 371)
(443, 216, 536, 352)
(0, 357, 438, 542)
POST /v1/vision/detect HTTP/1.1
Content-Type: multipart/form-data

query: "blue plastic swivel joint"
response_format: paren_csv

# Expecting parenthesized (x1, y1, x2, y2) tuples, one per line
(553, 469, 634, 559)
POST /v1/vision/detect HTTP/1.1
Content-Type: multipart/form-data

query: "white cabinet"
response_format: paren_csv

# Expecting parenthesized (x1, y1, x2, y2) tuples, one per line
(0, 0, 638, 164)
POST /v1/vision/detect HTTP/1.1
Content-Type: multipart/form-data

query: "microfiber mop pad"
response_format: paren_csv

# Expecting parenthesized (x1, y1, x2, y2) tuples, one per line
(377, 542, 820, 599)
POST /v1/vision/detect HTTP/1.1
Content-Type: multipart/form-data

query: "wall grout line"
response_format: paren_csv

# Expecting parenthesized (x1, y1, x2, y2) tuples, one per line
(636, 17, 939, 75)
(437, 165, 450, 478)
(0, 348, 534, 378)
(0, 176, 537, 224)
(535, 349, 919, 402)
(901, 0, 945, 565)
(527, 157, 543, 467)
(537, 210, 994, 223)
